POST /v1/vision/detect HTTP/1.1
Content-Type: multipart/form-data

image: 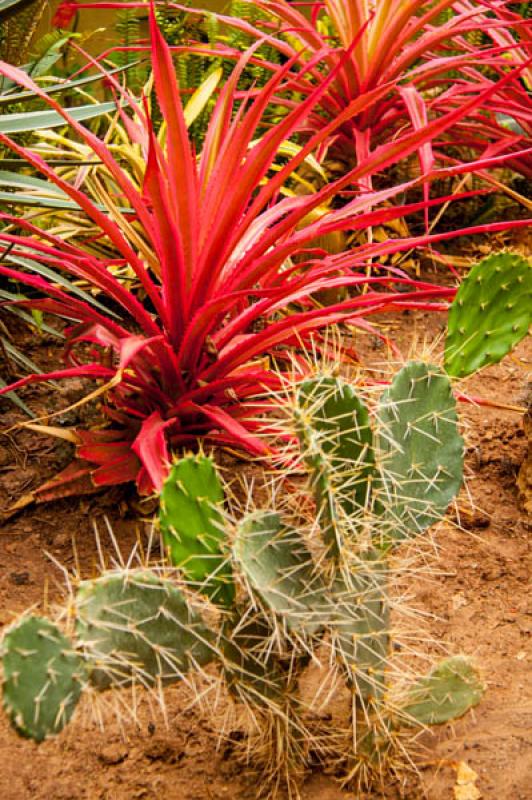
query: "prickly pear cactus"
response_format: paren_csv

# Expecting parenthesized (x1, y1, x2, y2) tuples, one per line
(404, 655, 484, 725)
(234, 511, 326, 634)
(1, 616, 85, 741)
(75, 571, 214, 689)
(331, 560, 390, 701)
(159, 454, 234, 606)
(294, 374, 388, 693)
(295, 375, 374, 556)
(221, 612, 285, 705)
(445, 252, 531, 378)
(291, 360, 481, 787)
(377, 362, 463, 539)
(0, 360, 486, 796)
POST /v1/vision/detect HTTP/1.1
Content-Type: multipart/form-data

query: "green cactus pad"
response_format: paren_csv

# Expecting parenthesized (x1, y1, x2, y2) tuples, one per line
(377, 362, 463, 540)
(445, 252, 531, 378)
(331, 561, 390, 701)
(159, 454, 234, 606)
(295, 375, 374, 554)
(1, 616, 85, 741)
(234, 511, 326, 634)
(75, 570, 214, 689)
(404, 655, 484, 725)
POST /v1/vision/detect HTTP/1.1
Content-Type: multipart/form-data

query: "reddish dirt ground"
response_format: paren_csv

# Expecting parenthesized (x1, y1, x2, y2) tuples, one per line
(0, 299, 530, 799)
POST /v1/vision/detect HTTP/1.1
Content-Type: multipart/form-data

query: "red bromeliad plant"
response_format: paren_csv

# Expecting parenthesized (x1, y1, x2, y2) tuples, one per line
(178, 0, 532, 181)
(0, 10, 529, 499)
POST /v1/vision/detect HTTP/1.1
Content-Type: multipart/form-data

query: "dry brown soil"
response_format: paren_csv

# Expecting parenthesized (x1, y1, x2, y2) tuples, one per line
(0, 301, 530, 800)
